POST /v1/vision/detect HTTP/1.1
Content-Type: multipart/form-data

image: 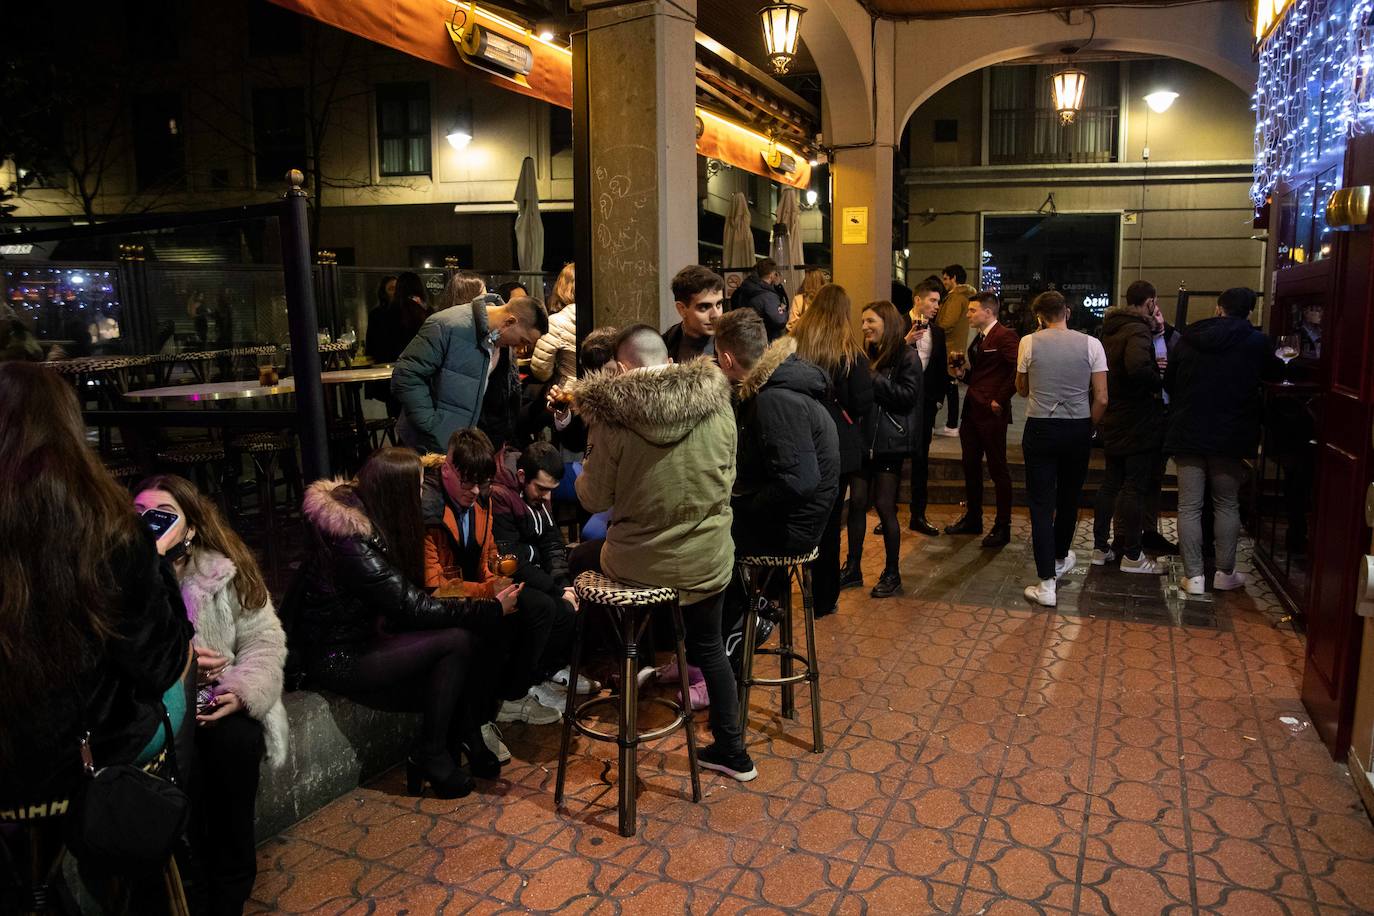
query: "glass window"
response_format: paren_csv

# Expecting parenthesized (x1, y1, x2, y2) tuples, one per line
(377, 83, 431, 177)
(252, 88, 306, 186)
(125, 0, 178, 60)
(132, 93, 186, 190)
(988, 63, 1119, 165)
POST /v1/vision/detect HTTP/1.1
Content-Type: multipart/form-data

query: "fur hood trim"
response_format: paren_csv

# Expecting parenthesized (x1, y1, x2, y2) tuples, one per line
(737, 336, 798, 401)
(570, 359, 732, 447)
(303, 478, 373, 539)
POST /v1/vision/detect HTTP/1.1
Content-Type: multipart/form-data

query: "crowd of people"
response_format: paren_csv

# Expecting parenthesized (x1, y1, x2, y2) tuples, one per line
(0, 257, 1277, 914)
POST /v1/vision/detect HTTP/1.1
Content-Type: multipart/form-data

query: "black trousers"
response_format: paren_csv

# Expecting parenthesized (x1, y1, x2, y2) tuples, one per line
(192, 712, 265, 916)
(1094, 450, 1155, 558)
(500, 586, 577, 701)
(909, 398, 940, 517)
(814, 471, 864, 613)
(946, 383, 960, 428)
(1022, 417, 1093, 581)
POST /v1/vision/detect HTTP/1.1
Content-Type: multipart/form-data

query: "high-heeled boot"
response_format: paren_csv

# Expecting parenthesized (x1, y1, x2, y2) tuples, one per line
(457, 730, 503, 779)
(405, 749, 474, 799)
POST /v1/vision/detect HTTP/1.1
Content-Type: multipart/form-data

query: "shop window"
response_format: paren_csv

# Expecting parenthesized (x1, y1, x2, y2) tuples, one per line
(377, 83, 432, 177)
(252, 87, 306, 186)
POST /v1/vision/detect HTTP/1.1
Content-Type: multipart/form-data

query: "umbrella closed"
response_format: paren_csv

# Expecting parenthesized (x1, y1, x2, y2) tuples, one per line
(514, 156, 544, 289)
(773, 188, 805, 301)
(722, 191, 755, 272)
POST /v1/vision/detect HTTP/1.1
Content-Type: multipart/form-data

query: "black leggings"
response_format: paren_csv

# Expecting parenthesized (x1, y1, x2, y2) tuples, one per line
(849, 457, 904, 572)
(348, 628, 480, 756)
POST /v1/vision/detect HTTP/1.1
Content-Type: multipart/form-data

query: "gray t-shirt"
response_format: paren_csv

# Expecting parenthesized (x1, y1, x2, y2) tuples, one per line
(1016, 328, 1107, 419)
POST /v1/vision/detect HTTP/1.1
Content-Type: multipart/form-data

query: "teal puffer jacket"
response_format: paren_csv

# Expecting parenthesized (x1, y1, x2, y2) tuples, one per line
(392, 295, 498, 454)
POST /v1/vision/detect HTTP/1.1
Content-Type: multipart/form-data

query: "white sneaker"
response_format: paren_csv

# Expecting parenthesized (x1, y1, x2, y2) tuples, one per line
(1180, 575, 1206, 596)
(1054, 551, 1077, 578)
(1120, 553, 1164, 574)
(937, 426, 960, 438)
(1024, 579, 1057, 607)
(1091, 548, 1116, 566)
(496, 692, 562, 726)
(481, 722, 511, 763)
(529, 680, 569, 714)
(1213, 570, 1248, 591)
(551, 666, 600, 695)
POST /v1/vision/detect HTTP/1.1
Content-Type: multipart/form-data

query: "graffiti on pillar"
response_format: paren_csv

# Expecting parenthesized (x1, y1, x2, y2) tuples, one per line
(592, 144, 658, 326)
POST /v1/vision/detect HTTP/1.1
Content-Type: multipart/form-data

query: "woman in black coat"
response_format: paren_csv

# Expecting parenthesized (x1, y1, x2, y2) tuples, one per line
(855, 301, 923, 599)
(791, 284, 874, 617)
(298, 447, 519, 798)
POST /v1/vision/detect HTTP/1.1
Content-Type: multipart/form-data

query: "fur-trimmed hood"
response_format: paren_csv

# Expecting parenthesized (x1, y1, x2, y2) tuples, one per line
(737, 336, 821, 402)
(571, 359, 733, 447)
(303, 478, 374, 540)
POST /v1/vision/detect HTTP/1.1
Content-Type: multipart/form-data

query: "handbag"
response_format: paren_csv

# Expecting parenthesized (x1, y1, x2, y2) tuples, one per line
(64, 702, 190, 875)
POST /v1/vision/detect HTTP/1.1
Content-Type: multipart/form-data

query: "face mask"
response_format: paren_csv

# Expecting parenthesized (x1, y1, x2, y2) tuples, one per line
(164, 536, 193, 563)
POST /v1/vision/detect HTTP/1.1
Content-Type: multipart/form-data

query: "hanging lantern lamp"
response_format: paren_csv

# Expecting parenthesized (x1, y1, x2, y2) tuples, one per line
(1051, 67, 1088, 125)
(760, 3, 806, 75)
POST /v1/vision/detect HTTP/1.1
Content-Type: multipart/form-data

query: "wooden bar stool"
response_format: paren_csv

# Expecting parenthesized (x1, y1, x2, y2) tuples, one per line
(554, 571, 701, 837)
(227, 432, 302, 582)
(735, 548, 824, 753)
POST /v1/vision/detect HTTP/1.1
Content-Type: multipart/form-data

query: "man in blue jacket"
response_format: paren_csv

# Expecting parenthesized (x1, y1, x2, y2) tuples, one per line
(391, 271, 547, 454)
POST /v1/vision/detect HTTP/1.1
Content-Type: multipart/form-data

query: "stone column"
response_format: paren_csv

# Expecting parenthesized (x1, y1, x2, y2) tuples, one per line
(574, 0, 698, 332)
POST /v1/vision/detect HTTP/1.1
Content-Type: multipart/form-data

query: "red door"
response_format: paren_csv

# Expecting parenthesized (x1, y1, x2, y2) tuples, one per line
(1301, 134, 1374, 755)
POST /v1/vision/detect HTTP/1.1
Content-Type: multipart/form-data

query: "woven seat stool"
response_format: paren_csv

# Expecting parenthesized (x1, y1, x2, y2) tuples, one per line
(227, 433, 302, 581)
(365, 416, 397, 449)
(735, 548, 824, 753)
(155, 440, 227, 507)
(554, 571, 701, 837)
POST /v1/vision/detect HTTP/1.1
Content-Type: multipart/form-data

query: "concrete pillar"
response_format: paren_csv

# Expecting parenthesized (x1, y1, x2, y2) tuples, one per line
(576, 0, 698, 332)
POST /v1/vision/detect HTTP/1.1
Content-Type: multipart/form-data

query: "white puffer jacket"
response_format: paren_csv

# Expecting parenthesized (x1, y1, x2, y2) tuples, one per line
(530, 302, 577, 386)
(179, 548, 290, 767)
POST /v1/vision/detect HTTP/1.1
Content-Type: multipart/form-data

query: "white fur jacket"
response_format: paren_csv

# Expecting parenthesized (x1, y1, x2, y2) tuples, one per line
(179, 548, 289, 767)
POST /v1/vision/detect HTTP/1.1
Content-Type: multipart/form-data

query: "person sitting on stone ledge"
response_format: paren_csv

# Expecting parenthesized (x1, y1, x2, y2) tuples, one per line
(568, 323, 757, 782)
(297, 447, 519, 800)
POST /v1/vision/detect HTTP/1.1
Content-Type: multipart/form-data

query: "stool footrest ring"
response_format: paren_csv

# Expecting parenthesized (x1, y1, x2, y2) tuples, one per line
(570, 695, 691, 744)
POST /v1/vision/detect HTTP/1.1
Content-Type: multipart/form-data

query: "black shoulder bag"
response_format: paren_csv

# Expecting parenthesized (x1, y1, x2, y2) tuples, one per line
(65, 701, 191, 874)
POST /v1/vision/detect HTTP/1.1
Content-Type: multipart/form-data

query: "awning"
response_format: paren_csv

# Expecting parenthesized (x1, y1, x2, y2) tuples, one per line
(270, 0, 812, 189)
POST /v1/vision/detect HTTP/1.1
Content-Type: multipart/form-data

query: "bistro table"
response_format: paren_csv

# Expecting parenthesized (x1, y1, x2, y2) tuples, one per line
(124, 365, 393, 462)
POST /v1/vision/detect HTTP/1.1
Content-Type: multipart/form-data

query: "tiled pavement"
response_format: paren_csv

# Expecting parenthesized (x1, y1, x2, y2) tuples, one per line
(249, 508, 1374, 915)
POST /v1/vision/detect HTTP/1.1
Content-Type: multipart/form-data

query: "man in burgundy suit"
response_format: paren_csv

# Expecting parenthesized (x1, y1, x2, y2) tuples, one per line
(944, 291, 1019, 547)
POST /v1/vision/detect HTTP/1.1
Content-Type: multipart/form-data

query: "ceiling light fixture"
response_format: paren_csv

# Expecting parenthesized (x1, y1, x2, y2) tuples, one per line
(1051, 67, 1088, 125)
(759, 2, 805, 75)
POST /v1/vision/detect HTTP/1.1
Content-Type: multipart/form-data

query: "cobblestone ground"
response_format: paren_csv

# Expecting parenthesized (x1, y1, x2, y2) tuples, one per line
(250, 509, 1374, 915)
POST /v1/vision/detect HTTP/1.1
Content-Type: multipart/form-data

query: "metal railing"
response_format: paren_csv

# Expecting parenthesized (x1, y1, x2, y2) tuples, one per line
(988, 107, 1119, 165)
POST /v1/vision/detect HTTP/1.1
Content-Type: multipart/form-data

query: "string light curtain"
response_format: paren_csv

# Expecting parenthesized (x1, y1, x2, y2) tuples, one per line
(1251, 0, 1374, 205)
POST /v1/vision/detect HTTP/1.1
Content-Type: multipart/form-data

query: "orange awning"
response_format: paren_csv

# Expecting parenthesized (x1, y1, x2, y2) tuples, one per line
(270, 0, 810, 189)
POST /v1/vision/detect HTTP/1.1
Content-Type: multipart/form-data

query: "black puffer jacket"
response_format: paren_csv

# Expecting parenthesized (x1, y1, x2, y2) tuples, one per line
(869, 345, 924, 458)
(1099, 306, 1164, 456)
(825, 358, 874, 476)
(1164, 316, 1274, 458)
(296, 478, 502, 688)
(731, 339, 841, 557)
(733, 275, 789, 341)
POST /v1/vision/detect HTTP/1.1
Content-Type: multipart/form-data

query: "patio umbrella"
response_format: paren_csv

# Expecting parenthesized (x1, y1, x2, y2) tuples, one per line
(514, 156, 544, 287)
(722, 191, 755, 271)
(773, 188, 805, 299)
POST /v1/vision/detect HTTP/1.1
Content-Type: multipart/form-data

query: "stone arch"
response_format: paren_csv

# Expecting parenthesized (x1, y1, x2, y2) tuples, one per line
(892, 1, 1256, 137)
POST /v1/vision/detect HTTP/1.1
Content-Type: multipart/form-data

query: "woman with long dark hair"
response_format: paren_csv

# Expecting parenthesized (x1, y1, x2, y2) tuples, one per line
(0, 363, 193, 827)
(790, 284, 874, 617)
(853, 301, 923, 598)
(298, 447, 520, 798)
(365, 272, 429, 413)
(134, 474, 286, 916)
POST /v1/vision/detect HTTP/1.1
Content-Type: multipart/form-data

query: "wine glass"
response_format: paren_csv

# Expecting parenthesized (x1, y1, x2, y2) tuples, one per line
(1275, 333, 1300, 386)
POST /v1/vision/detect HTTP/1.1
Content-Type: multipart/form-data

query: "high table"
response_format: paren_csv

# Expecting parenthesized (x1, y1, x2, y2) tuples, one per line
(123, 365, 394, 465)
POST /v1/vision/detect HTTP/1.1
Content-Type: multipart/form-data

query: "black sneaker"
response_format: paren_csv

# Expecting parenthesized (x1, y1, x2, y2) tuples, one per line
(698, 744, 758, 782)
(838, 562, 864, 590)
(870, 570, 903, 598)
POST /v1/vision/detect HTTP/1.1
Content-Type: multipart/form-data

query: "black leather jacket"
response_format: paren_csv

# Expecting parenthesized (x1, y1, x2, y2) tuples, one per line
(296, 479, 501, 688)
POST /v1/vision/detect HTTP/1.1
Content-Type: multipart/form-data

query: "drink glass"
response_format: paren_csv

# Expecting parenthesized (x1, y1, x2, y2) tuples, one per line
(1274, 333, 1300, 385)
(257, 349, 280, 387)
